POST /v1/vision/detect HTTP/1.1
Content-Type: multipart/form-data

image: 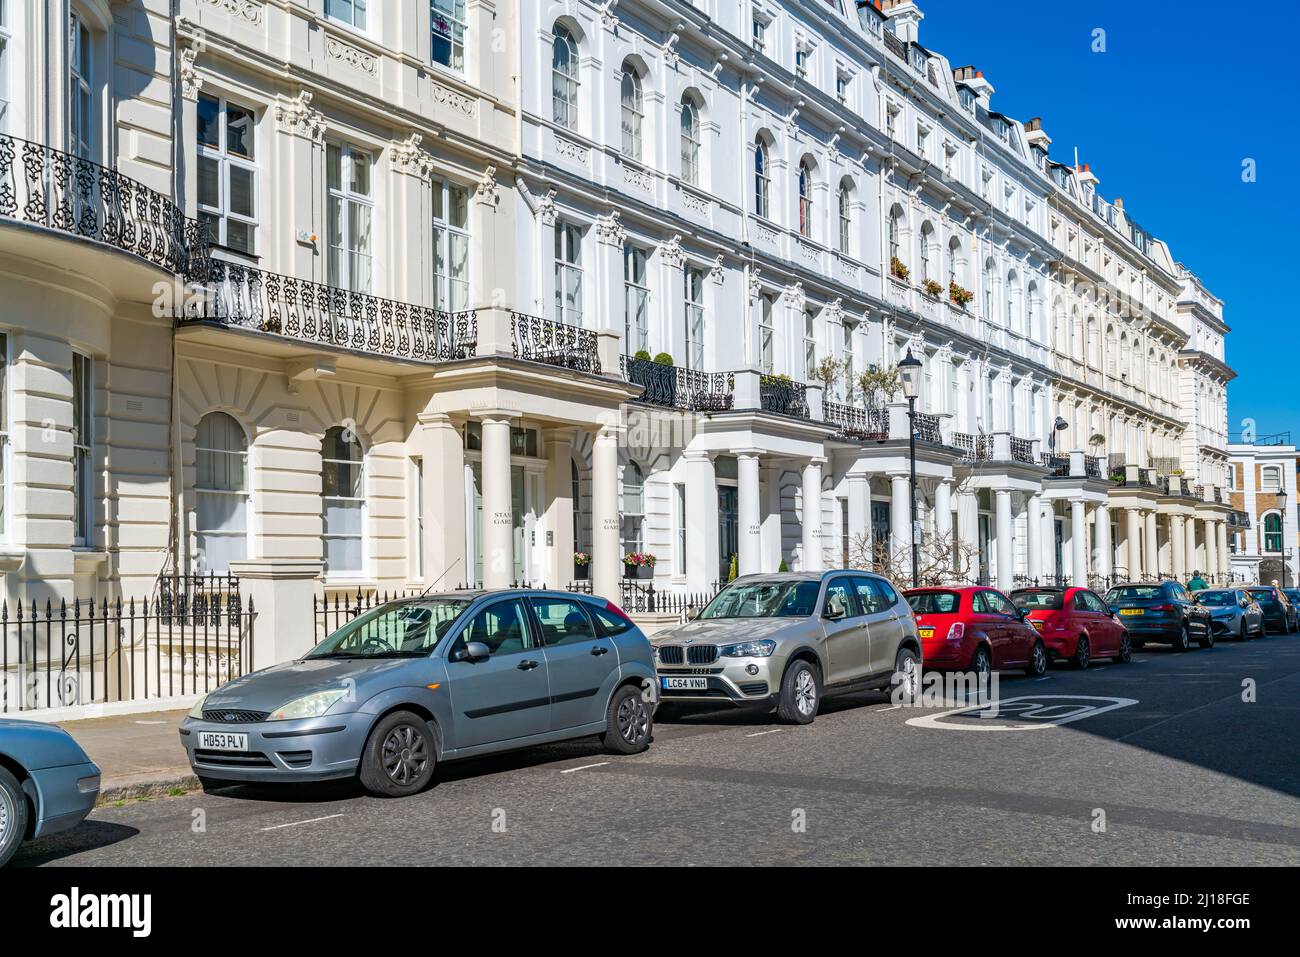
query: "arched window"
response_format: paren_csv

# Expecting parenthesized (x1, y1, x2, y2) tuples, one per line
(1026, 281, 1038, 339)
(754, 138, 771, 218)
(621, 461, 645, 554)
(551, 24, 579, 129)
(571, 458, 583, 553)
(888, 207, 902, 265)
(1264, 512, 1283, 553)
(919, 223, 934, 282)
(983, 258, 995, 318)
(194, 412, 249, 573)
(1005, 270, 1018, 331)
(620, 62, 643, 160)
(321, 425, 366, 575)
(680, 95, 701, 185)
(798, 159, 814, 238)
(837, 181, 852, 253)
(947, 236, 962, 287)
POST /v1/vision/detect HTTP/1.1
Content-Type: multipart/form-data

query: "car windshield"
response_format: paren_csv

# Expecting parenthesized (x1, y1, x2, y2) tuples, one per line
(1197, 591, 1235, 607)
(1285, 590, 1300, 604)
(699, 580, 822, 619)
(1011, 590, 1064, 610)
(306, 600, 470, 659)
(1247, 589, 1276, 603)
(906, 591, 960, 614)
(1107, 586, 1162, 602)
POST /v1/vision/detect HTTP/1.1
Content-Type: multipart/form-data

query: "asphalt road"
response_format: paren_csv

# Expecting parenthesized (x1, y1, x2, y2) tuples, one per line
(15, 629, 1300, 867)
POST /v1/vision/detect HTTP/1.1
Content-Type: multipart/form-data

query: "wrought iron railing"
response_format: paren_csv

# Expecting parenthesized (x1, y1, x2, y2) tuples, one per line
(184, 258, 478, 362)
(823, 401, 887, 441)
(511, 312, 601, 374)
(1009, 437, 1035, 464)
(913, 412, 942, 445)
(953, 432, 992, 462)
(1040, 454, 1070, 477)
(620, 356, 734, 411)
(1084, 455, 1104, 479)
(0, 133, 195, 272)
(759, 376, 809, 418)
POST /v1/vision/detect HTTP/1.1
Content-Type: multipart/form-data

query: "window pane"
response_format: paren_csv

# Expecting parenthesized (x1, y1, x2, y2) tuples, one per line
(197, 156, 220, 208)
(228, 165, 254, 218)
(531, 598, 595, 646)
(327, 143, 342, 191)
(225, 104, 254, 159)
(227, 220, 254, 254)
(448, 184, 468, 229)
(197, 95, 220, 148)
(461, 600, 531, 655)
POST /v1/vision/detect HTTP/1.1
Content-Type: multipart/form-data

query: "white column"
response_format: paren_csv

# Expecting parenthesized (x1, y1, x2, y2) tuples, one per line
(935, 480, 954, 544)
(684, 451, 719, 593)
(1216, 521, 1230, 580)
(1041, 501, 1057, 579)
(847, 473, 869, 566)
(591, 426, 622, 601)
(737, 451, 762, 576)
(1185, 517, 1199, 579)
(1204, 520, 1218, 585)
(1096, 503, 1112, 579)
(1026, 492, 1043, 581)
(1170, 514, 1186, 582)
(995, 489, 1013, 591)
(958, 491, 979, 580)
(1070, 500, 1088, 587)
(479, 414, 514, 589)
(1127, 508, 1143, 580)
(801, 458, 825, 571)
(891, 474, 911, 565)
(543, 428, 576, 589)
(1144, 510, 1160, 579)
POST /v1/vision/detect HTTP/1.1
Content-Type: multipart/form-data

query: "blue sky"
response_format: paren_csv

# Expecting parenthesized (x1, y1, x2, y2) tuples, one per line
(913, 0, 1300, 440)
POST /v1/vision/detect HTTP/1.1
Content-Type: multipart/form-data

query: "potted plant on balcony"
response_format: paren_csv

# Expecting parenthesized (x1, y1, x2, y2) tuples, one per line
(573, 551, 591, 580)
(623, 552, 656, 579)
(652, 352, 674, 366)
(633, 349, 652, 362)
(948, 281, 974, 308)
(814, 356, 844, 401)
(890, 257, 910, 281)
(921, 278, 943, 299)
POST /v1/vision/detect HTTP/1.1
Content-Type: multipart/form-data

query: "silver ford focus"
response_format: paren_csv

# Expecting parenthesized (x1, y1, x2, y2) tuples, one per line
(652, 572, 922, 724)
(180, 590, 657, 797)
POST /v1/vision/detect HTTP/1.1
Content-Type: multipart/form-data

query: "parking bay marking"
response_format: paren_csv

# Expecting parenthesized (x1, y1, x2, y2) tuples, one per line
(745, 729, 781, 737)
(561, 762, 609, 774)
(905, 695, 1139, 731)
(260, 813, 345, 832)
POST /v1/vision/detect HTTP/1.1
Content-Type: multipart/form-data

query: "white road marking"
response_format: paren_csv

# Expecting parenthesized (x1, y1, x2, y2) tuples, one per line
(134, 720, 167, 725)
(561, 762, 609, 774)
(745, 729, 782, 737)
(906, 695, 1139, 731)
(260, 813, 345, 831)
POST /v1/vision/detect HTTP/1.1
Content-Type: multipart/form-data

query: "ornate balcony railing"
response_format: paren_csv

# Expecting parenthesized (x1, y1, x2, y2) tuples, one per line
(0, 133, 194, 272)
(953, 432, 991, 462)
(620, 356, 733, 412)
(510, 312, 601, 374)
(184, 259, 478, 362)
(1040, 454, 1070, 477)
(824, 401, 887, 441)
(1085, 455, 1104, 479)
(759, 376, 810, 419)
(1009, 437, 1035, 464)
(913, 411, 942, 445)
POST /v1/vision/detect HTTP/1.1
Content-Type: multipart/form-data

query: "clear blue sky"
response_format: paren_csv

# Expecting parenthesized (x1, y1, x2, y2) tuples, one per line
(913, 0, 1300, 440)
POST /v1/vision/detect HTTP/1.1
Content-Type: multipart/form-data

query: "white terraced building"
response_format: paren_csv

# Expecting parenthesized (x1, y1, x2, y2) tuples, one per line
(0, 0, 1239, 630)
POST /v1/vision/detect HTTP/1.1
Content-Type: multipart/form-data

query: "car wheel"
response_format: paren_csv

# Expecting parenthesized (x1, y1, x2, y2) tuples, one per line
(1024, 640, 1048, 677)
(0, 766, 28, 867)
(1071, 635, 1091, 670)
(777, 659, 821, 725)
(1236, 618, 1248, 641)
(971, 645, 993, 682)
(1116, 632, 1133, 664)
(603, 684, 652, 755)
(1171, 623, 1190, 653)
(359, 711, 437, 798)
(1198, 626, 1215, 649)
(891, 647, 921, 705)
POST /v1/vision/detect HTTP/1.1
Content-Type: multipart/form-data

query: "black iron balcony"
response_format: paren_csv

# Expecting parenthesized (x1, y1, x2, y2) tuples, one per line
(0, 134, 197, 273)
(913, 412, 943, 446)
(824, 401, 888, 441)
(953, 432, 991, 462)
(620, 356, 734, 412)
(510, 312, 601, 374)
(1009, 436, 1036, 464)
(759, 375, 809, 419)
(184, 258, 478, 362)
(1085, 455, 1104, 479)
(1040, 453, 1070, 477)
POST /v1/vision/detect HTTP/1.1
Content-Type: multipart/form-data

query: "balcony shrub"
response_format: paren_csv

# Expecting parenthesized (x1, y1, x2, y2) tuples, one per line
(633, 349, 652, 361)
(652, 352, 674, 366)
(921, 278, 943, 298)
(890, 257, 910, 281)
(948, 281, 973, 307)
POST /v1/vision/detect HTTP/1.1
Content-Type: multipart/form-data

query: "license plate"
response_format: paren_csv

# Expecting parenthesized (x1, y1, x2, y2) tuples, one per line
(197, 731, 249, 751)
(919, 627, 935, 638)
(661, 676, 707, 691)
(1120, 608, 1144, 616)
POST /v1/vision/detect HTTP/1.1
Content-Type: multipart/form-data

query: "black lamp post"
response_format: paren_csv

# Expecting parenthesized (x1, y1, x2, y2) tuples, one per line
(1048, 415, 1068, 454)
(1277, 486, 1289, 588)
(899, 350, 923, 588)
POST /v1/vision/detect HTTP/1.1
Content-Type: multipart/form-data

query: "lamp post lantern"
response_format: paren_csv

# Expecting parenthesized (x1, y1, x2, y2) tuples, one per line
(898, 350, 923, 588)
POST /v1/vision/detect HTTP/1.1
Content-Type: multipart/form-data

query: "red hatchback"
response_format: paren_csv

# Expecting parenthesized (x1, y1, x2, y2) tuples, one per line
(1008, 586, 1132, 669)
(904, 586, 1047, 678)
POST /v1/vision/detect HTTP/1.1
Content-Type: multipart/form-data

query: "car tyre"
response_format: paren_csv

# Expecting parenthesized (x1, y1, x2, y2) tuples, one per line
(0, 766, 28, 867)
(777, 658, 821, 725)
(1198, 626, 1215, 649)
(1236, 618, 1248, 641)
(1116, 632, 1133, 664)
(1024, 640, 1048, 677)
(1070, 635, 1091, 670)
(1171, 623, 1190, 653)
(971, 645, 993, 682)
(358, 710, 437, 798)
(891, 647, 921, 705)
(603, 684, 652, 755)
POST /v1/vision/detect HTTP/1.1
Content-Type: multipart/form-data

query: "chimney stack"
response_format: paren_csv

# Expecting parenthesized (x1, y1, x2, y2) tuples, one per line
(881, 0, 925, 45)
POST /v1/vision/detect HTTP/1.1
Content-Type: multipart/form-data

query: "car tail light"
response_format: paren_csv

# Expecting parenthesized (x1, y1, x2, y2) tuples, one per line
(1150, 604, 1174, 611)
(945, 621, 965, 642)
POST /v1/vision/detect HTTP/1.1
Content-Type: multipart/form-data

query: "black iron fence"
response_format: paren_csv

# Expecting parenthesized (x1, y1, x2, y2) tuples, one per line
(511, 312, 601, 373)
(0, 134, 195, 273)
(1, 594, 254, 714)
(913, 411, 942, 445)
(1009, 436, 1036, 464)
(953, 432, 992, 462)
(823, 401, 888, 441)
(620, 356, 734, 411)
(759, 376, 809, 418)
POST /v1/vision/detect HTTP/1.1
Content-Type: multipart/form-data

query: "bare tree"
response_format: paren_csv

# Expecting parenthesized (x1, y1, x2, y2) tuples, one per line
(846, 529, 979, 587)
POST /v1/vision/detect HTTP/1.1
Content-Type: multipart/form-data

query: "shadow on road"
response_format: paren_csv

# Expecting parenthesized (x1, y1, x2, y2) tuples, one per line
(12, 819, 138, 867)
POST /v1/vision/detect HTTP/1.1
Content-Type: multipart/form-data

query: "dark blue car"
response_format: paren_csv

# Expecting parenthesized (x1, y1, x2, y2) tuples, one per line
(1, 719, 101, 865)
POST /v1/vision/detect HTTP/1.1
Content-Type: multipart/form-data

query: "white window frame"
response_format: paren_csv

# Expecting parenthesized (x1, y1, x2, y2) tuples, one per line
(803, 309, 817, 381)
(758, 292, 774, 374)
(684, 265, 705, 370)
(72, 352, 94, 547)
(624, 244, 649, 354)
(680, 96, 701, 186)
(430, 0, 466, 74)
(798, 160, 814, 239)
(554, 221, 584, 327)
(674, 482, 686, 576)
(193, 411, 250, 573)
(410, 456, 424, 580)
(68, 9, 94, 160)
(621, 461, 645, 555)
(620, 63, 643, 161)
(0, 331, 9, 540)
(837, 183, 851, 254)
(551, 24, 579, 130)
(326, 142, 374, 293)
(321, 425, 367, 578)
(433, 178, 470, 311)
(325, 0, 368, 33)
(0, 2, 12, 133)
(196, 93, 258, 255)
(754, 138, 771, 219)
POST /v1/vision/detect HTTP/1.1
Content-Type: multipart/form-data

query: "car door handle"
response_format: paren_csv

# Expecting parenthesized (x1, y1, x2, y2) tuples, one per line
(517, 659, 540, 671)
(590, 646, 609, 656)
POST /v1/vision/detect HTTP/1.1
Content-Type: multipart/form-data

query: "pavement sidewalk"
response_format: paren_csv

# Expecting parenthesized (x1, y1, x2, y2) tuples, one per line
(56, 710, 195, 803)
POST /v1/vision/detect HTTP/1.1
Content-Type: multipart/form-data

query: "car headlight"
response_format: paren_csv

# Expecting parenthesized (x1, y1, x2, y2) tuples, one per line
(720, 639, 777, 658)
(188, 695, 208, 719)
(268, 689, 350, 721)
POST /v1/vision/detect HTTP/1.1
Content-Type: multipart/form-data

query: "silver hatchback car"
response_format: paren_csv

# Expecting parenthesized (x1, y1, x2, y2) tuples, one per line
(652, 572, 922, 724)
(180, 590, 657, 797)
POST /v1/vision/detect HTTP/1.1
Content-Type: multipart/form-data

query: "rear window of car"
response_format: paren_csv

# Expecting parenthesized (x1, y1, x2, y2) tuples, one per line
(906, 590, 960, 614)
(1247, 589, 1277, 603)
(591, 604, 634, 636)
(1197, 591, 1235, 607)
(1107, 586, 1162, 602)
(1011, 590, 1064, 610)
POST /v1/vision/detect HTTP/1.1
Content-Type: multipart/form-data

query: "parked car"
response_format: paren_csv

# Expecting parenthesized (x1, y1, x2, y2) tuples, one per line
(180, 590, 657, 797)
(1283, 589, 1300, 619)
(651, 572, 922, 724)
(1193, 588, 1264, 641)
(905, 586, 1047, 677)
(1245, 585, 1298, 634)
(1103, 581, 1214, 651)
(1009, 585, 1132, 668)
(0, 719, 101, 866)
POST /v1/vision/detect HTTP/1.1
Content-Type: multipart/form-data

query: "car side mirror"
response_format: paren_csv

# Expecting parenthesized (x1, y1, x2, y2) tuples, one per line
(824, 596, 847, 620)
(1016, 606, 1029, 620)
(451, 641, 491, 663)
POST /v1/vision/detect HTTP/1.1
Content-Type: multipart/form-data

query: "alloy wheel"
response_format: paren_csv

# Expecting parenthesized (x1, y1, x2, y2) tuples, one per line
(1032, 642, 1047, 674)
(795, 668, 817, 716)
(0, 792, 8, 845)
(899, 654, 919, 700)
(617, 694, 650, 745)
(1119, 634, 1132, 663)
(1076, 638, 1090, 669)
(381, 724, 429, 786)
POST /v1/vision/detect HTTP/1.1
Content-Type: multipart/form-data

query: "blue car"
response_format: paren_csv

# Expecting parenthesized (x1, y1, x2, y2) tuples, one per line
(0, 719, 101, 865)
(181, 590, 658, 797)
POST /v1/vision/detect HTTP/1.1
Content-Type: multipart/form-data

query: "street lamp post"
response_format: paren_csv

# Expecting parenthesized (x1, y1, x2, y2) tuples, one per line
(899, 350, 923, 588)
(1277, 487, 1289, 588)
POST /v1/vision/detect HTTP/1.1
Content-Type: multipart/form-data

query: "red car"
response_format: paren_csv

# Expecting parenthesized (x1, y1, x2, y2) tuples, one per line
(1008, 586, 1132, 669)
(903, 586, 1047, 677)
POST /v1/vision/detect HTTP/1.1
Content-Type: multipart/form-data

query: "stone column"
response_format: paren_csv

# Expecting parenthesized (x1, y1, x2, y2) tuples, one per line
(1185, 517, 1199, 578)
(995, 489, 1014, 591)
(1144, 510, 1160, 579)
(1127, 508, 1143, 580)
(591, 426, 621, 600)
(1070, 499, 1088, 587)
(737, 451, 762, 576)
(1096, 503, 1113, 579)
(1204, 520, 1218, 585)
(479, 415, 515, 588)
(1026, 492, 1043, 582)
(1216, 521, 1230, 579)
(1170, 514, 1186, 582)
(958, 491, 979, 580)
(1041, 502, 1057, 579)
(228, 559, 325, 669)
(891, 474, 911, 565)
(847, 473, 869, 565)
(684, 451, 719, 593)
(416, 412, 466, 588)
(802, 458, 825, 571)
(543, 428, 577, 589)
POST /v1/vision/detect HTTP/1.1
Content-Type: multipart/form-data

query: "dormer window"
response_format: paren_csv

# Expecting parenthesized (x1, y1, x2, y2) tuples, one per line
(752, 14, 768, 53)
(795, 40, 812, 78)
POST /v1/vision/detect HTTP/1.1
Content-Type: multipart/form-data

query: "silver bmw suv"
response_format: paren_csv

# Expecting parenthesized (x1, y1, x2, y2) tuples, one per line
(652, 572, 922, 724)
